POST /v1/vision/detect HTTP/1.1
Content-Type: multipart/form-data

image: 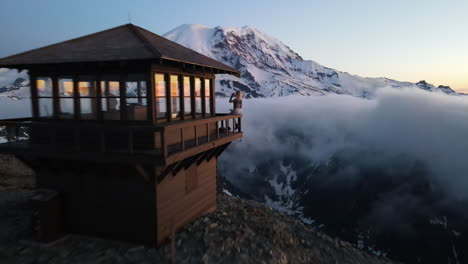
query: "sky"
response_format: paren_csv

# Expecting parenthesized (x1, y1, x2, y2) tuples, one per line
(1, 0, 468, 92)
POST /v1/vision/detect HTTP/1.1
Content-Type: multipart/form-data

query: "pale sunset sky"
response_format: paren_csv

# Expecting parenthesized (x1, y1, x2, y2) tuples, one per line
(1, 0, 467, 92)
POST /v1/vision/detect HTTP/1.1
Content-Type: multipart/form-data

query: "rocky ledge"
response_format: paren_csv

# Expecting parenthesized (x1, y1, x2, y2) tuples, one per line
(0, 188, 396, 264)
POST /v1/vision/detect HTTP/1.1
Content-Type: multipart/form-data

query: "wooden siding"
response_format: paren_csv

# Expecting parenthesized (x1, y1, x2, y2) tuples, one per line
(36, 161, 157, 244)
(156, 157, 217, 245)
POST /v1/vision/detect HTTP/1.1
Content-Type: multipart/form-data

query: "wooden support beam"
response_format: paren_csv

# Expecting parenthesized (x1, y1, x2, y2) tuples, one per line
(207, 145, 222, 162)
(165, 73, 171, 122)
(172, 155, 196, 175)
(148, 69, 156, 124)
(51, 76, 60, 120)
(73, 74, 80, 120)
(190, 76, 196, 119)
(96, 73, 103, 121)
(184, 152, 204, 169)
(196, 149, 213, 165)
(158, 162, 179, 182)
(119, 71, 128, 121)
(211, 76, 216, 116)
(213, 143, 231, 160)
(29, 74, 39, 119)
(178, 75, 185, 121)
(201, 78, 206, 117)
(135, 164, 150, 183)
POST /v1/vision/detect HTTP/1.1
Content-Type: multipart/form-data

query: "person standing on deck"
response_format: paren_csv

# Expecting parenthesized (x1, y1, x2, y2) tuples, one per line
(229, 91, 243, 116)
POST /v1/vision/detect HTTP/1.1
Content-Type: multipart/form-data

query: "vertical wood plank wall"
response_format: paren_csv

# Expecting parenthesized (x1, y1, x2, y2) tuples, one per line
(36, 161, 157, 244)
(156, 157, 217, 245)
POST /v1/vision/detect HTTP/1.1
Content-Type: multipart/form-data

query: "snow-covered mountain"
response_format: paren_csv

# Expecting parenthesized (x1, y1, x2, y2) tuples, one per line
(0, 24, 456, 99)
(0, 69, 29, 99)
(163, 24, 456, 98)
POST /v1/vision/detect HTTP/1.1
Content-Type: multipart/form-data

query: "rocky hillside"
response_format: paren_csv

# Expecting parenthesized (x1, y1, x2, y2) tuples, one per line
(0, 155, 395, 264)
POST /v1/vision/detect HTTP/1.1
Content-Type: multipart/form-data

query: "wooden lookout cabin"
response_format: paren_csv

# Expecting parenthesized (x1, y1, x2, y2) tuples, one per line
(0, 24, 242, 245)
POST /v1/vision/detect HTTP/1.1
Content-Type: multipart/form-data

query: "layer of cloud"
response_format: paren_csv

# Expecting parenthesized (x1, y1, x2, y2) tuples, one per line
(217, 88, 468, 200)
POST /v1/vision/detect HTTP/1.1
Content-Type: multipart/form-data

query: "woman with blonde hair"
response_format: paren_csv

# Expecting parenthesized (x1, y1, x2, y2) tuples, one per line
(229, 90, 243, 116)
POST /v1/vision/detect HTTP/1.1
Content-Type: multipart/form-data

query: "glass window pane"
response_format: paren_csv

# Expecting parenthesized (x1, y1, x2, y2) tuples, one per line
(205, 79, 211, 115)
(80, 98, 97, 119)
(37, 77, 52, 97)
(170, 75, 180, 118)
(184, 77, 192, 115)
(126, 82, 138, 97)
(59, 98, 74, 119)
(155, 74, 166, 119)
(155, 74, 165, 96)
(109, 81, 120, 96)
(127, 98, 147, 120)
(195, 78, 202, 114)
(194, 78, 201, 97)
(59, 78, 73, 97)
(38, 98, 53, 118)
(78, 81, 95, 97)
(184, 98, 191, 115)
(140, 81, 147, 97)
(156, 98, 166, 118)
(102, 97, 120, 120)
(183, 77, 191, 96)
(205, 79, 211, 97)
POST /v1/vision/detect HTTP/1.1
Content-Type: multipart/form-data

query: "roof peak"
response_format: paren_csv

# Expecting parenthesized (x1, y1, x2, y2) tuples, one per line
(0, 23, 240, 76)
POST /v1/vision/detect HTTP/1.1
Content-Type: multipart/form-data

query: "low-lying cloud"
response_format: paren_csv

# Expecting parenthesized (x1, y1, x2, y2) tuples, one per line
(217, 88, 468, 201)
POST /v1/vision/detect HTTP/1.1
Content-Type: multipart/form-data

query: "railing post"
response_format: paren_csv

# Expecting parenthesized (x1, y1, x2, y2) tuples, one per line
(216, 121, 220, 140)
(238, 116, 242, 132)
(225, 120, 228, 137)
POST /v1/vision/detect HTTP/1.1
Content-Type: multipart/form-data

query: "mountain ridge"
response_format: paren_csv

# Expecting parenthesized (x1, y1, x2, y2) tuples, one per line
(0, 24, 456, 99)
(163, 24, 456, 98)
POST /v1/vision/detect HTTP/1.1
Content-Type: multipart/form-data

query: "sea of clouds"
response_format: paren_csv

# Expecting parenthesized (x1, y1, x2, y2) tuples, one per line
(217, 88, 468, 202)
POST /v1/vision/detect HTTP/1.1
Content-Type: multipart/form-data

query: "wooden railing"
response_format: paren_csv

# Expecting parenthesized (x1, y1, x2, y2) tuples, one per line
(0, 118, 156, 155)
(0, 114, 242, 164)
(158, 114, 242, 163)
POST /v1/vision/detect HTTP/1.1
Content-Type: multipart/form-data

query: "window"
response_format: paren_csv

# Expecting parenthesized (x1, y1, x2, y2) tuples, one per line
(205, 79, 211, 115)
(101, 80, 120, 120)
(58, 78, 74, 119)
(170, 75, 180, 119)
(154, 74, 167, 120)
(126, 78, 147, 121)
(183, 76, 192, 116)
(78, 78, 97, 120)
(37, 77, 53, 118)
(194, 78, 202, 115)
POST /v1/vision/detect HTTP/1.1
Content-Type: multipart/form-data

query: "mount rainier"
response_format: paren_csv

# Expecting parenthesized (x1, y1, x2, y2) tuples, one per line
(163, 24, 456, 98)
(0, 24, 456, 99)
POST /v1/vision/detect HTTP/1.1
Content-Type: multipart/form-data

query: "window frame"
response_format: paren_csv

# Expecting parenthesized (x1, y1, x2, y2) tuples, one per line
(36, 77, 54, 119)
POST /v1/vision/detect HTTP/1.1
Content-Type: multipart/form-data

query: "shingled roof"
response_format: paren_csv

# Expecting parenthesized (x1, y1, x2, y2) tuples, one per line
(0, 24, 240, 76)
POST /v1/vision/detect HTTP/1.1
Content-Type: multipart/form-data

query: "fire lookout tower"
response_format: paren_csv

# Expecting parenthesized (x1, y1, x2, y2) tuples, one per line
(0, 24, 242, 245)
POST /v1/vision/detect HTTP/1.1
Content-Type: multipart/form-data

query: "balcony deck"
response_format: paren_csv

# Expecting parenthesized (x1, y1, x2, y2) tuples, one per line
(0, 114, 242, 165)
